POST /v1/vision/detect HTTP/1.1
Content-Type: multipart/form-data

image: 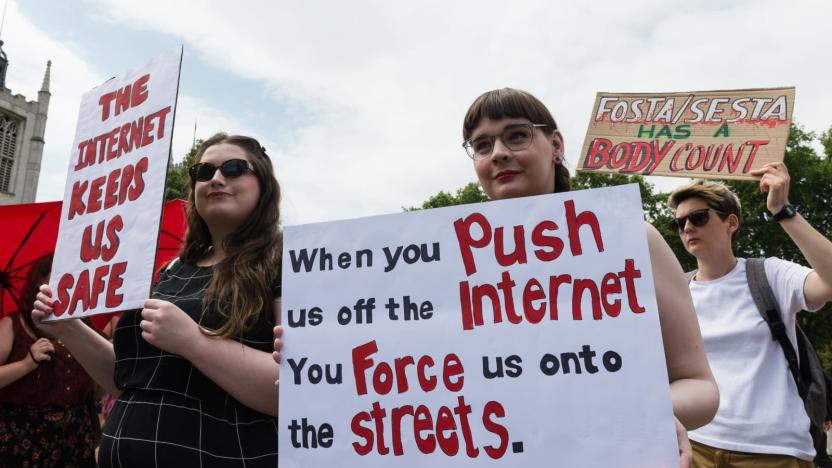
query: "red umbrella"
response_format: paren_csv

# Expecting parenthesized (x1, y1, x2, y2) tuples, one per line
(0, 201, 61, 319)
(0, 199, 187, 325)
(156, 198, 187, 271)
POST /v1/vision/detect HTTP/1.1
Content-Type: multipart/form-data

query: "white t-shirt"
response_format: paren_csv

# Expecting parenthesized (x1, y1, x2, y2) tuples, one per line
(688, 257, 822, 460)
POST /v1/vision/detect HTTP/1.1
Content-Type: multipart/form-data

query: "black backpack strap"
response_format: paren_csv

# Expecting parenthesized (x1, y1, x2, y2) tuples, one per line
(745, 257, 808, 399)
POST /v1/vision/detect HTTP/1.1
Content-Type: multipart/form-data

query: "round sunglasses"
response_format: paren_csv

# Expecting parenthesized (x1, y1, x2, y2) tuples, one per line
(669, 208, 727, 233)
(189, 159, 254, 182)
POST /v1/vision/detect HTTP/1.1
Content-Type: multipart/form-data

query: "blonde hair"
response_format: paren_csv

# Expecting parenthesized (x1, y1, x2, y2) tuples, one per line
(668, 179, 742, 240)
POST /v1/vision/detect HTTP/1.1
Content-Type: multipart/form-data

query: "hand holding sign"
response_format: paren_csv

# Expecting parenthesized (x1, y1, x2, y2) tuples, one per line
(47, 47, 181, 322)
(676, 417, 692, 468)
(31, 284, 73, 337)
(139, 298, 200, 356)
(280, 185, 683, 467)
(273, 325, 283, 386)
(749, 162, 791, 215)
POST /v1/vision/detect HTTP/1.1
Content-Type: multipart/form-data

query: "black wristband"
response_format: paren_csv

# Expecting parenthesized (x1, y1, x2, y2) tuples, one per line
(772, 204, 797, 222)
(28, 349, 40, 366)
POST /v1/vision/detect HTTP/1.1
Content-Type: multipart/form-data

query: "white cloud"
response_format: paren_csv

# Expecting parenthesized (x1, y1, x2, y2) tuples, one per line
(2, 1, 264, 209)
(1, 1, 102, 202)
(14, 0, 832, 222)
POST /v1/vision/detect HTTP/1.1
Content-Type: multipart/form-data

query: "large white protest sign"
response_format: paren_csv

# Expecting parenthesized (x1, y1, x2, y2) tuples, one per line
(279, 184, 679, 467)
(47, 47, 181, 320)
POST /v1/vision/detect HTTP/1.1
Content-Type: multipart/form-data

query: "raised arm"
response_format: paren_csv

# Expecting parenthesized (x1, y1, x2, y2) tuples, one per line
(751, 162, 832, 305)
(32, 285, 120, 396)
(140, 297, 279, 416)
(646, 223, 719, 430)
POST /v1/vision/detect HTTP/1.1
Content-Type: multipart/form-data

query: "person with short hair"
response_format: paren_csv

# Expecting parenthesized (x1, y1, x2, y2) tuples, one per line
(668, 167, 832, 467)
(271, 88, 719, 467)
(33, 133, 283, 468)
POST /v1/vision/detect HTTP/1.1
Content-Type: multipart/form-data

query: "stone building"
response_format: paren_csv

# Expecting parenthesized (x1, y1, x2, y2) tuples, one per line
(0, 40, 51, 205)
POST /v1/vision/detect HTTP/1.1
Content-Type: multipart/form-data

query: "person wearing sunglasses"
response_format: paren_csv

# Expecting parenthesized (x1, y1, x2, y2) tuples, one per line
(459, 87, 717, 468)
(32, 133, 283, 467)
(668, 167, 832, 468)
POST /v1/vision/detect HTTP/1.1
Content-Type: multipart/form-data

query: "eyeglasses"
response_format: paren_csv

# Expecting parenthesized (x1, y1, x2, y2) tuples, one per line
(462, 123, 549, 160)
(189, 159, 255, 182)
(669, 208, 727, 233)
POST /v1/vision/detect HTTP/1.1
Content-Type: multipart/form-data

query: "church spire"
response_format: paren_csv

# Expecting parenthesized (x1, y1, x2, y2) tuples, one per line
(0, 40, 8, 89)
(40, 60, 51, 93)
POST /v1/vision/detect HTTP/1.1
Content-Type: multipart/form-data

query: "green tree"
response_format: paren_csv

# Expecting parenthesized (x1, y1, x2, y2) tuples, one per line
(573, 125, 832, 368)
(405, 182, 488, 211)
(821, 127, 832, 162)
(412, 123, 832, 369)
(565, 171, 690, 269)
(571, 172, 666, 222)
(720, 124, 832, 369)
(164, 139, 202, 201)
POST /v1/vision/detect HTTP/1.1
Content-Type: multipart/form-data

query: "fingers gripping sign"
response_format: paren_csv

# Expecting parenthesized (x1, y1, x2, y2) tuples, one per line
(140, 299, 200, 356)
(750, 162, 790, 214)
(675, 417, 692, 468)
(34, 284, 55, 315)
(31, 284, 73, 337)
(32, 285, 56, 327)
(273, 297, 282, 388)
(273, 325, 283, 387)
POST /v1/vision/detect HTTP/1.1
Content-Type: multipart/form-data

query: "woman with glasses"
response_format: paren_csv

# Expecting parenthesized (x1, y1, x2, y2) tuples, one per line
(461, 88, 719, 468)
(32, 133, 282, 467)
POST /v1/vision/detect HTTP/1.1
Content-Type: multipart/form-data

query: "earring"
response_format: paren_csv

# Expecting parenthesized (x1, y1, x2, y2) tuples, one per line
(554, 154, 563, 164)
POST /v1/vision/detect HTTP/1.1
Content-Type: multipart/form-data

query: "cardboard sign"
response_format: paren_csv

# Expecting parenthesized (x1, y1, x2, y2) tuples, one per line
(577, 87, 794, 180)
(279, 185, 679, 468)
(46, 47, 182, 320)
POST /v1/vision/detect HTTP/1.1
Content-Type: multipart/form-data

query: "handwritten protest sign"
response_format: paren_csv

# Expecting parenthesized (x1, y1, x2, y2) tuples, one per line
(46, 47, 181, 320)
(577, 87, 794, 180)
(279, 184, 679, 467)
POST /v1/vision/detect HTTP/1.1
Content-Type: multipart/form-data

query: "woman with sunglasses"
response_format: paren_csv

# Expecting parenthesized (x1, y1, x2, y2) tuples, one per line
(668, 174, 832, 467)
(32, 133, 282, 467)
(461, 88, 718, 468)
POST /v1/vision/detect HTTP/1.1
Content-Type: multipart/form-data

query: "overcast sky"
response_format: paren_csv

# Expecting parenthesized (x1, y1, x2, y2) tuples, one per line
(4, 0, 831, 225)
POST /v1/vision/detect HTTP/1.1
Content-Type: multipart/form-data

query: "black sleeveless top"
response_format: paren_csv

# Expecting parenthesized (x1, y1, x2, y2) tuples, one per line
(98, 260, 280, 468)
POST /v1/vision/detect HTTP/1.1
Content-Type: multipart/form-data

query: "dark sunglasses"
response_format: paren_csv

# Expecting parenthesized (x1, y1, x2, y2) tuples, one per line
(189, 159, 254, 182)
(669, 208, 727, 232)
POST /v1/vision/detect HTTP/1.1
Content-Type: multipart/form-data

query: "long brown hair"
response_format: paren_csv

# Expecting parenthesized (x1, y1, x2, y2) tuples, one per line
(463, 87, 570, 193)
(180, 133, 282, 338)
(18, 254, 54, 339)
